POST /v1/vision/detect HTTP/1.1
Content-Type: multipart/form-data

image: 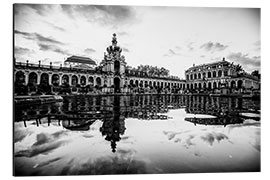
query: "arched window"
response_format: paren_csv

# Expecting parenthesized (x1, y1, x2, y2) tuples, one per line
(40, 73, 49, 85)
(28, 72, 37, 85)
(213, 71, 216, 78)
(80, 76, 86, 85)
(52, 74, 60, 86)
(72, 75, 78, 86)
(208, 72, 211, 78)
(208, 82, 212, 89)
(96, 77, 102, 87)
(15, 71, 25, 84)
(218, 70, 222, 77)
(62, 74, 69, 85)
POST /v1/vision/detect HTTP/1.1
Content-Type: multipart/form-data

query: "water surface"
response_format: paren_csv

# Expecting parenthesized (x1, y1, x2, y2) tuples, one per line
(14, 95, 260, 175)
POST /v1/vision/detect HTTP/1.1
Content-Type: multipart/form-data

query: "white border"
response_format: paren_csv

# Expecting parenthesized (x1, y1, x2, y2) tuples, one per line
(1, 0, 269, 180)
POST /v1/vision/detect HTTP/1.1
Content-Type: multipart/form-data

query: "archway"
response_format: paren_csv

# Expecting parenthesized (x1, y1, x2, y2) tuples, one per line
(40, 73, 49, 85)
(237, 80, 243, 89)
(88, 76, 94, 85)
(213, 71, 217, 78)
(198, 83, 202, 89)
(62, 74, 69, 85)
(80, 76, 86, 86)
(218, 70, 222, 77)
(208, 82, 212, 89)
(135, 80, 139, 87)
(15, 71, 25, 85)
(114, 77, 121, 93)
(72, 75, 78, 86)
(213, 82, 217, 89)
(96, 77, 102, 87)
(28, 72, 38, 93)
(231, 81, 236, 88)
(114, 60, 120, 74)
(203, 83, 207, 89)
(15, 71, 27, 95)
(28, 72, 37, 85)
(39, 73, 50, 94)
(52, 74, 60, 86)
(208, 72, 212, 78)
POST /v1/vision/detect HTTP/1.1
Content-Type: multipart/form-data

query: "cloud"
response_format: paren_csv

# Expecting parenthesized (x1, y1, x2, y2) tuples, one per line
(60, 4, 137, 27)
(84, 48, 96, 54)
(122, 47, 130, 52)
(226, 52, 260, 68)
(38, 43, 70, 55)
(117, 31, 129, 36)
(201, 132, 229, 146)
(187, 42, 194, 51)
(43, 21, 66, 32)
(14, 4, 54, 16)
(60, 154, 147, 175)
(15, 30, 64, 45)
(15, 131, 69, 158)
(15, 30, 70, 55)
(253, 40, 261, 51)
(15, 46, 35, 56)
(33, 157, 62, 169)
(200, 41, 228, 52)
(163, 48, 182, 57)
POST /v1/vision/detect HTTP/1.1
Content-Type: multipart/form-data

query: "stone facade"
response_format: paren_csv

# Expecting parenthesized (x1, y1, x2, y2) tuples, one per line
(184, 58, 260, 92)
(14, 34, 260, 96)
(14, 34, 185, 95)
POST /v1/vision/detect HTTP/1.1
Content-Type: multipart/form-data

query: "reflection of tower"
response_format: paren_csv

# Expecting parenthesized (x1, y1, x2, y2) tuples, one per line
(101, 34, 127, 93)
(100, 96, 126, 152)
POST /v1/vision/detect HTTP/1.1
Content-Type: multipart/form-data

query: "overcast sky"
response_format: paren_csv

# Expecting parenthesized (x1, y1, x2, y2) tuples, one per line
(14, 4, 260, 78)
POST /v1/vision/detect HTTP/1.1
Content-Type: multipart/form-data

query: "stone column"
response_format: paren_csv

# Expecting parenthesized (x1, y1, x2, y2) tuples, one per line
(37, 73, 41, 85)
(25, 72, 29, 85)
(48, 74, 52, 85)
(78, 75, 81, 85)
(69, 74, 72, 86)
(59, 75, 62, 86)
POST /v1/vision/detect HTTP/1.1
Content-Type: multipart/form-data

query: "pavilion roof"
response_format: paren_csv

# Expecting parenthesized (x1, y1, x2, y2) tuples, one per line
(65, 55, 97, 65)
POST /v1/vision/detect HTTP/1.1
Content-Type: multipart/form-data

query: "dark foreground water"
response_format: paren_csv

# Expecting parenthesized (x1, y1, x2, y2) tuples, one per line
(14, 95, 260, 176)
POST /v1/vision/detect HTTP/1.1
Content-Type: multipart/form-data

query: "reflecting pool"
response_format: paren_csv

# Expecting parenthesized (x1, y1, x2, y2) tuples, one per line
(14, 95, 260, 176)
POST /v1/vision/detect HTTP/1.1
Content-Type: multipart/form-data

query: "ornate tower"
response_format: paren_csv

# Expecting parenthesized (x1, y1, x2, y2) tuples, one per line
(101, 33, 126, 93)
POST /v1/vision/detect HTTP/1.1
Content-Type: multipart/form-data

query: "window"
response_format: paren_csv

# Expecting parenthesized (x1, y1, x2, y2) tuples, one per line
(208, 72, 211, 78)
(213, 71, 216, 78)
(218, 70, 222, 77)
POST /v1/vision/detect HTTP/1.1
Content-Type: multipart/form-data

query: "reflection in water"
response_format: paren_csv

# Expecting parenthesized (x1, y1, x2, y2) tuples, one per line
(14, 95, 260, 175)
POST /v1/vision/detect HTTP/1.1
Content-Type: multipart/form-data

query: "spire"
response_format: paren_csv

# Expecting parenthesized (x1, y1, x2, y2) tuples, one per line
(112, 33, 117, 46)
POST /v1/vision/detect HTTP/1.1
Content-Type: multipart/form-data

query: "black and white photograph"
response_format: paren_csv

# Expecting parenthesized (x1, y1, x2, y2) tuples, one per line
(13, 2, 261, 176)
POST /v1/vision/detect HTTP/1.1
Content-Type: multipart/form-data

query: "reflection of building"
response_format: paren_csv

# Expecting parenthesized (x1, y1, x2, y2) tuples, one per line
(183, 95, 257, 126)
(16, 95, 260, 152)
(185, 59, 260, 93)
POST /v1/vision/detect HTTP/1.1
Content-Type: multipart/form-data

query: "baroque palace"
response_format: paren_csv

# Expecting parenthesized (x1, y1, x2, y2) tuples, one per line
(14, 33, 260, 96)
